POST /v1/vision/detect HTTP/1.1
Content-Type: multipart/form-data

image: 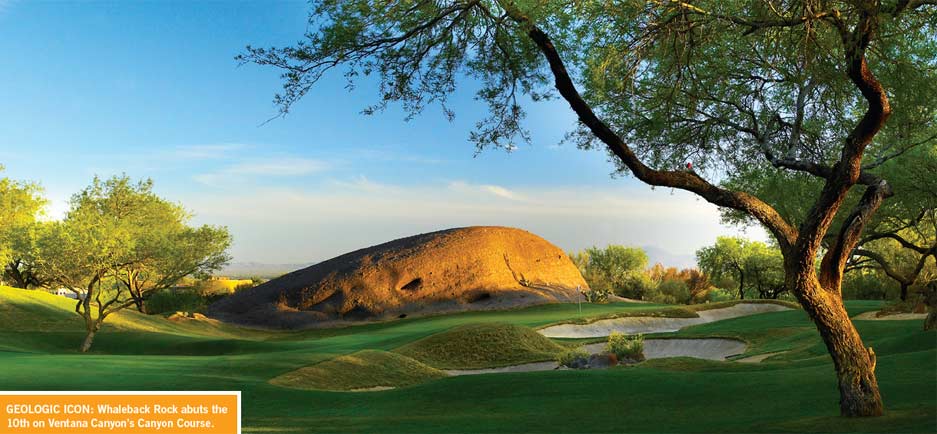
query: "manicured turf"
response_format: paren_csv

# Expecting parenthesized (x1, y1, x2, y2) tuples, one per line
(0, 286, 933, 433)
(270, 350, 447, 391)
(395, 323, 567, 369)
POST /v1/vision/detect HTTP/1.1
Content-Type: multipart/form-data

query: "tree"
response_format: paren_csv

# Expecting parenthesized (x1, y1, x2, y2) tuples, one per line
(646, 265, 709, 304)
(726, 137, 937, 301)
(697, 237, 787, 299)
(848, 148, 937, 300)
(0, 166, 47, 289)
(35, 176, 232, 352)
(243, 0, 937, 416)
(570, 245, 649, 299)
(696, 237, 749, 299)
(745, 249, 788, 299)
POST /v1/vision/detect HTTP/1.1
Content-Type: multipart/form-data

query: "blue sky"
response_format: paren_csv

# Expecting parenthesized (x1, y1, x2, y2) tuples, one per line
(0, 0, 763, 267)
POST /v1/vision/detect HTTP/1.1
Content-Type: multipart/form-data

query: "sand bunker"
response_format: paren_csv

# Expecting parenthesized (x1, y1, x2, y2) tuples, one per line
(735, 351, 788, 363)
(349, 386, 396, 392)
(447, 338, 749, 376)
(853, 311, 928, 321)
(538, 302, 792, 338)
(584, 338, 747, 361)
(446, 361, 560, 376)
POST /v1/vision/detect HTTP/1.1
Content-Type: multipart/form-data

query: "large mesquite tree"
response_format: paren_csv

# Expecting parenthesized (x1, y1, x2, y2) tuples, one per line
(242, 0, 937, 416)
(723, 139, 937, 301)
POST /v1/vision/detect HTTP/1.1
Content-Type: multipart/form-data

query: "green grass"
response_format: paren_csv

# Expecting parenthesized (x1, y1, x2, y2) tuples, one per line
(0, 286, 933, 433)
(269, 350, 447, 391)
(395, 323, 566, 369)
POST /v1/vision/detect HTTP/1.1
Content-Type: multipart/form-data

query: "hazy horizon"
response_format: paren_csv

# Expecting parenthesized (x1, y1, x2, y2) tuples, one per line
(0, 0, 768, 267)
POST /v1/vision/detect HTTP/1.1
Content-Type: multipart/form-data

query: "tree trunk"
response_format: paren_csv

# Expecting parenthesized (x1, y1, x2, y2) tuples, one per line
(80, 329, 96, 353)
(738, 273, 745, 300)
(899, 284, 908, 302)
(4, 261, 28, 289)
(793, 275, 883, 416)
(134, 297, 147, 314)
(924, 282, 937, 331)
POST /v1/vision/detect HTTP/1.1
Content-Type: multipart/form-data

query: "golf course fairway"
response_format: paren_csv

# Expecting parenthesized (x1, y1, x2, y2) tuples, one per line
(0, 287, 934, 433)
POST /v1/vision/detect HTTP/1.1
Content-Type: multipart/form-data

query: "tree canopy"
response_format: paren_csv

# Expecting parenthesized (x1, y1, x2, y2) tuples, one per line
(570, 245, 649, 300)
(35, 176, 232, 352)
(0, 167, 47, 288)
(697, 236, 787, 299)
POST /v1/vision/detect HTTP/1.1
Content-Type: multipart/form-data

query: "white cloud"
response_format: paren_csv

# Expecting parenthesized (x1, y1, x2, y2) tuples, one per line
(447, 181, 527, 201)
(194, 157, 330, 185)
(482, 184, 523, 201)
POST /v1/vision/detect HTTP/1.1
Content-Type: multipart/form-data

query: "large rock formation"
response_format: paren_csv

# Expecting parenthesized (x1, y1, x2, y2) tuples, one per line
(208, 226, 588, 328)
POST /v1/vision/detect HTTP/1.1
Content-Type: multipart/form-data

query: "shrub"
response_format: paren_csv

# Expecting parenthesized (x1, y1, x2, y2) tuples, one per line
(583, 286, 612, 303)
(605, 332, 644, 361)
(646, 278, 691, 304)
(706, 288, 736, 303)
(146, 289, 207, 314)
(556, 347, 590, 368)
(877, 298, 921, 316)
(570, 246, 650, 299)
(842, 272, 898, 300)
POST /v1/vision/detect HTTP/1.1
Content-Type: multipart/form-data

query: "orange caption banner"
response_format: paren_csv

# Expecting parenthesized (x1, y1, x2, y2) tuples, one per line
(0, 392, 240, 434)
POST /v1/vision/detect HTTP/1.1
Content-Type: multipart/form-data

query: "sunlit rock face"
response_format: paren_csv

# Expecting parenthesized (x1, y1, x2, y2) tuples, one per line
(208, 226, 588, 329)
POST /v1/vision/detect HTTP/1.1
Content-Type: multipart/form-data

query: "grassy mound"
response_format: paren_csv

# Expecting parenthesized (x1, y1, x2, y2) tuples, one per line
(0, 286, 272, 353)
(395, 322, 566, 369)
(269, 350, 447, 391)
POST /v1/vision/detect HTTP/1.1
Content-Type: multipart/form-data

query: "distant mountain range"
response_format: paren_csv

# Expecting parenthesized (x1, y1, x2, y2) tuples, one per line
(220, 246, 697, 279)
(219, 262, 312, 279)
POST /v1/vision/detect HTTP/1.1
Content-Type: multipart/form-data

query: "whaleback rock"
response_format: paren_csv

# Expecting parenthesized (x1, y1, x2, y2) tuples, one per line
(208, 226, 588, 328)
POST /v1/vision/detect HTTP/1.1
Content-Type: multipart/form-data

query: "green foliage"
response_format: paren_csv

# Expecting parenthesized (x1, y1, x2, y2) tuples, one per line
(706, 288, 737, 303)
(647, 264, 713, 304)
(646, 278, 691, 305)
(843, 270, 899, 300)
(697, 237, 786, 299)
(33, 175, 232, 350)
(145, 289, 211, 315)
(555, 347, 589, 368)
(0, 169, 47, 287)
(243, 1, 936, 181)
(582, 286, 612, 303)
(605, 332, 645, 361)
(570, 245, 649, 299)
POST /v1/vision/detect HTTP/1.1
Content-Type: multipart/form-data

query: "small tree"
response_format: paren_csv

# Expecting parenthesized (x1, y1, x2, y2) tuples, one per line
(697, 237, 785, 299)
(647, 265, 712, 303)
(35, 176, 231, 352)
(571, 245, 649, 299)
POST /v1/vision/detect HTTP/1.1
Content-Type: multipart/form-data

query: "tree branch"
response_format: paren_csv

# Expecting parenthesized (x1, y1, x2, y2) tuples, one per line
(497, 1, 798, 252)
(819, 179, 895, 292)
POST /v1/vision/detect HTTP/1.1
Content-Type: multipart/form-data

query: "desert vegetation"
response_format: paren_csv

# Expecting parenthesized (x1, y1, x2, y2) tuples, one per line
(0, 170, 232, 351)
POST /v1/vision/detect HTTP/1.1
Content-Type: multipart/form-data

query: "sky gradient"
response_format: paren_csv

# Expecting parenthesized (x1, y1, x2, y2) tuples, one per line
(0, 0, 765, 268)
